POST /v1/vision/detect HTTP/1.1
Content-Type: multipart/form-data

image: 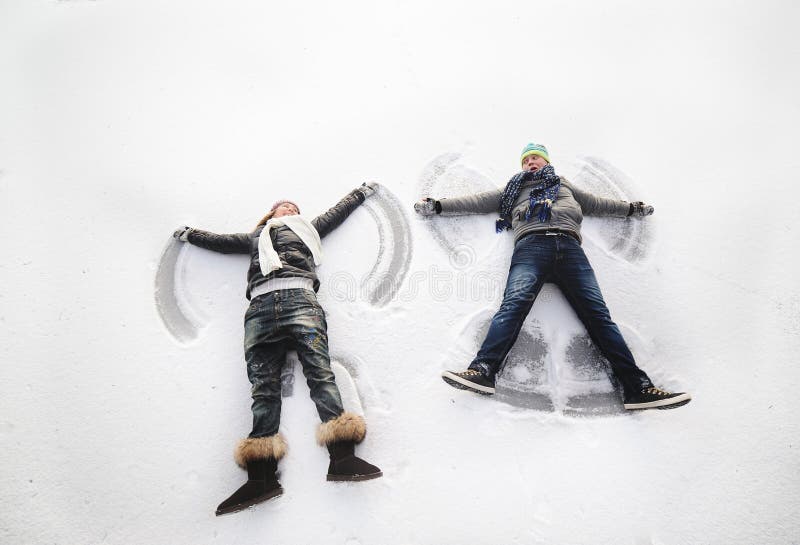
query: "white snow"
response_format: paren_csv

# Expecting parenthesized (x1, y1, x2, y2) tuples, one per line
(2, 1, 799, 544)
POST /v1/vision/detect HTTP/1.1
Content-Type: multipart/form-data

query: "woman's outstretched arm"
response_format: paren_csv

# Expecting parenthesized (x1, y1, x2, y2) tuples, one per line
(173, 226, 251, 254)
(312, 184, 375, 239)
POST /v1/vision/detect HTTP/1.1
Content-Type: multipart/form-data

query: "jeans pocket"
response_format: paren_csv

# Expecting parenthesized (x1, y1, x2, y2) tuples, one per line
(290, 289, 323, 318)
(244, 297, 265, 321)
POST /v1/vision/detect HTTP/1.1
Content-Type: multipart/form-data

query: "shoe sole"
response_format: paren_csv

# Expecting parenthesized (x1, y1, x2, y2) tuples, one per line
(215, 487, 283, 516)
(327, 471, 383, 482)
(441, 372, 495, 395)
(624, 393, 692, 410)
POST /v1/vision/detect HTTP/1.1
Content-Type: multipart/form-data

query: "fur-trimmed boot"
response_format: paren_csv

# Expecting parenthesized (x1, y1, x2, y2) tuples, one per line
(317, 412, 382, 482)
(215, 434, 287, 516)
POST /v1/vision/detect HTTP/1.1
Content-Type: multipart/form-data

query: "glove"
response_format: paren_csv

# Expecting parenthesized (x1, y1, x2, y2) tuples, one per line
(414, 198, 441, 216)
(629, 201, 654, 217)
(173, 226, 192, 242)
(359, 182, 379, 198)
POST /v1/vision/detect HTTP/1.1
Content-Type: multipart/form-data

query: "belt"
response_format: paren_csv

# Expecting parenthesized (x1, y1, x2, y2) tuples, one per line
(250, 277, 314, 299)
(519, 229, 581, 243)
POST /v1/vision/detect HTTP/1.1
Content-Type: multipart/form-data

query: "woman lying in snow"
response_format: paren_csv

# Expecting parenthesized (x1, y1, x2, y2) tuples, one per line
(415, 143, 691, 411)
(173, 183, 382, 516)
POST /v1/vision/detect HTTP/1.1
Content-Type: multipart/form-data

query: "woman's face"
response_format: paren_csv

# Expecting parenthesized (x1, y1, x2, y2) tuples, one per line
(522, 154, 548, 172)
(272, 202, 300, 218)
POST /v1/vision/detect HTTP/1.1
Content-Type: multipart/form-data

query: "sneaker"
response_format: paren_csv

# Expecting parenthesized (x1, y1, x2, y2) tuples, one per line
(441, 369, 496, 395)
(624, 387, 692, 410)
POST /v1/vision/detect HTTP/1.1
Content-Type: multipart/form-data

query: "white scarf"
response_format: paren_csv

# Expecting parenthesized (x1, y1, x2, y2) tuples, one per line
(258, 215, 323, 276)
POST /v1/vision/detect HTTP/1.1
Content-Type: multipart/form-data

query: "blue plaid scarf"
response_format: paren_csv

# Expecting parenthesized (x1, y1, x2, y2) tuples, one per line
(495, 164, 561, 233)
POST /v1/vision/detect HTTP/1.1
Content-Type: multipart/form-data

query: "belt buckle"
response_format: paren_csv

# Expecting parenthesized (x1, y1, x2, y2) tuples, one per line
(545, 230, 560, 236)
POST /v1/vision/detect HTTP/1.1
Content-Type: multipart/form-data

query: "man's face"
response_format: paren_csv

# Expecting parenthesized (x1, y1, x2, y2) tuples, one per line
(272, 202, 300, 218)
(522, 154, 548, 172)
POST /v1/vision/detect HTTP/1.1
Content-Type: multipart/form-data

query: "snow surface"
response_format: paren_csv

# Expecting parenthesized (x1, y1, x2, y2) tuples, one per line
(2, 1, 800, 544)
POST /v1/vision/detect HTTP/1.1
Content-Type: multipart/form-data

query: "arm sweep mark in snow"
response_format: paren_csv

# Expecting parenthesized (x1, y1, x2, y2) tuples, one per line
(416, 153, 501, 256)
(154, 237, 202, 343)
(361, 184, 413, 307)
(571, 156, 654, 263)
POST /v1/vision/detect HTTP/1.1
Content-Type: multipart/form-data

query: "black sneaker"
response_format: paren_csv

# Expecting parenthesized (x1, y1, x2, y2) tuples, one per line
(624, 387, 691, 410)
(441, 369, 496, 395)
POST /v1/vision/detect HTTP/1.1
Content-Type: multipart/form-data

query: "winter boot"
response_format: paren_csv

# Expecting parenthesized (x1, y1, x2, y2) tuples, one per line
(215, 434, 287, 516)
(326, 440, 383, 482)
(215, 458, 283, 516)
(316, 412, 382, 482)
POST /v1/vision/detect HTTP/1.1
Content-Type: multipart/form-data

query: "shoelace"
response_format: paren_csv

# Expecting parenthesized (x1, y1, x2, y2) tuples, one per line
(461, 370, 481, 377)
(644, 387, 671, 396)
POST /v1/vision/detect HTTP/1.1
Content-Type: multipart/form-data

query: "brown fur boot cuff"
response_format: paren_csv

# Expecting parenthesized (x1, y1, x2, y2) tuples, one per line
(316, 412, 367, 446)
(234, 434, 288, 468)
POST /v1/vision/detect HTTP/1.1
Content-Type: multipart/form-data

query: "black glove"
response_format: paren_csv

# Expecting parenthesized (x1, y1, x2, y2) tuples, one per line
(414, 198, 441, 216)
(628, 201, 654, 217)
(173, 226, 192, 242)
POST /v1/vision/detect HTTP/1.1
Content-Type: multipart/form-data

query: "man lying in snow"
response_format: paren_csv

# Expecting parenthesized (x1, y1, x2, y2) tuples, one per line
(415, 143, 691, 411)
(174, 183, 382, 516)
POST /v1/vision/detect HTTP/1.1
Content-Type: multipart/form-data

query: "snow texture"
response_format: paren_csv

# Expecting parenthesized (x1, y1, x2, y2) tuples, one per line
(358, 184, 413, 307)
(2, 1, 800, 545)
(154, 237, 204, 343)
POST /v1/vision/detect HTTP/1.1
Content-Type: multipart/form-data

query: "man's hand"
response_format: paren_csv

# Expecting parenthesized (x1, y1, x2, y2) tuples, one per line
(414, 198, 441, 216)
(629, 201, 654, 217)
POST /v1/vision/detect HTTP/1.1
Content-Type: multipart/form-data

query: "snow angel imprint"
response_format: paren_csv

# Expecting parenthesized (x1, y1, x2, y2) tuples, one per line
(414, 143, 691, 411)
(173, 183, 383, 516)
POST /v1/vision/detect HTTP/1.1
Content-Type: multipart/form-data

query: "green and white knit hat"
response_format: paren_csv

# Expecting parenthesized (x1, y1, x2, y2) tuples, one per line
(520, 143, 550, 166)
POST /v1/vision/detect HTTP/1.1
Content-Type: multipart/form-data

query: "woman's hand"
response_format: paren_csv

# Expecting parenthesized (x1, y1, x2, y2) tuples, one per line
(414, 198, 441, 216)
(359, 182, 380, 198)
(173, 226, 193, 241)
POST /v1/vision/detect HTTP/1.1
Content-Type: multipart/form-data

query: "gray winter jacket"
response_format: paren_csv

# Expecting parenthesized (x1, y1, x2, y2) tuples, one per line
(187, 188, 366, 299)
(439, 177, 630, 244)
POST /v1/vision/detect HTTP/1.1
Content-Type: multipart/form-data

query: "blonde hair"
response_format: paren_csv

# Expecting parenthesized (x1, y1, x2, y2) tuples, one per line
(255, 210, 275, 230)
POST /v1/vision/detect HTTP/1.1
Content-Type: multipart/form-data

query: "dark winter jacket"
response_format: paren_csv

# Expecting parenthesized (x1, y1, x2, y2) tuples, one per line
(438, 177, 630, 244)
(187, 188, 366, 299)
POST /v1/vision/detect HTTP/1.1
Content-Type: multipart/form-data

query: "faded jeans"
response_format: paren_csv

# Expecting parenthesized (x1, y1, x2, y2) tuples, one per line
(469, 233, 654, 398)
(243, 289, 344, 438)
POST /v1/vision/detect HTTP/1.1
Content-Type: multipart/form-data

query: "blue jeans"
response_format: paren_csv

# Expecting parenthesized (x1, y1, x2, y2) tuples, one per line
(243, 289, 344, 438)
(469, 234, 653, 398)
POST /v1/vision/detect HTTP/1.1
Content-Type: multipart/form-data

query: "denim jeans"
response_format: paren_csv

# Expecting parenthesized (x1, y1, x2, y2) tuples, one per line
(469, 234, 653, 398)
(243, 289, 344, 438)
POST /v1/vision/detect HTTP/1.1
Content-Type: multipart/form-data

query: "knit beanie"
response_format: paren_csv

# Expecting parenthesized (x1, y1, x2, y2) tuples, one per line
(520, 143, 550, 166)
(271, 199, 301, 213)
